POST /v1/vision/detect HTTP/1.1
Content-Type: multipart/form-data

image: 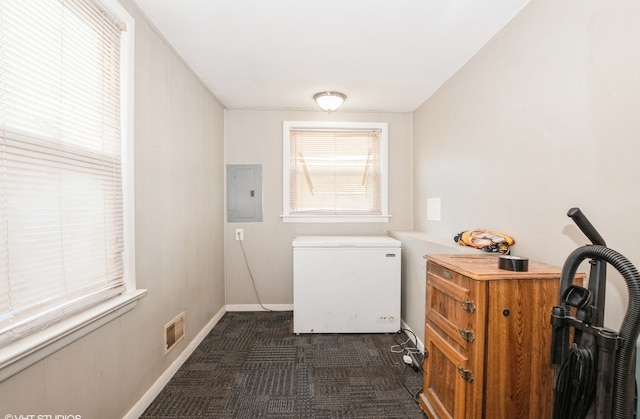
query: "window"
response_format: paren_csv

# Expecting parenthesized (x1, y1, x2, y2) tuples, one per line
(0, 0, 143, 379)
(282, 121, 389, 223)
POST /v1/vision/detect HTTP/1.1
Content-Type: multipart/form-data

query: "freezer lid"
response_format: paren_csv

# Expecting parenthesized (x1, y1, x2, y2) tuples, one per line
(292, 235, 401, 248)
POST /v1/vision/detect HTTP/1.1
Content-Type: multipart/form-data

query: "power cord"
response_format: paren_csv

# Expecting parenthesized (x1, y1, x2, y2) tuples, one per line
(391, 328, 424, 402)
(552, 342, 596, 419)
(401, 364, 423, 403)
(391, 328, 422, 367)
(238, 235, 272, 312)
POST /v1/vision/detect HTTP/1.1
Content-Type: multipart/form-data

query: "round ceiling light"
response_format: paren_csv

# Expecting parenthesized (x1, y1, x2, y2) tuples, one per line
(313, 91, 347, 112)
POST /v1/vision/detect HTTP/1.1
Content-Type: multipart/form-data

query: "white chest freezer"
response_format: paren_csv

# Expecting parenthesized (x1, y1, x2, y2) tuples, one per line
(292, 235, 401, 334)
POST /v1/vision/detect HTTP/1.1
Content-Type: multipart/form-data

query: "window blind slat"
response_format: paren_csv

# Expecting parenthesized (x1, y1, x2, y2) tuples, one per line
(0, 0, 126, 348)
(289, 129, 382, 215)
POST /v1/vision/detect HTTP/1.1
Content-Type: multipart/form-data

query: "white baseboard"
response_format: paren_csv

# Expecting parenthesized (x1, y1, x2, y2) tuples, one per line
(123, 305, 227, 419)
(401, 319, 424, 353)
(127, 304, 413, 418)
(225, 303, 293, 312)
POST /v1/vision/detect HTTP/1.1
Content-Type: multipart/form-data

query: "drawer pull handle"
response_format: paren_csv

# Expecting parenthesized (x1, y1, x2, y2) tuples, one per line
(458, 328, 476, 343)
(459, 299, 476, 314)
(457, 366, 474, 383)
(442, 269, 452, 279)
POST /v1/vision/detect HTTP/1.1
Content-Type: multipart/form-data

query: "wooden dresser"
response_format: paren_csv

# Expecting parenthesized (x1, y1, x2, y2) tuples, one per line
(419, 254, 571, 419)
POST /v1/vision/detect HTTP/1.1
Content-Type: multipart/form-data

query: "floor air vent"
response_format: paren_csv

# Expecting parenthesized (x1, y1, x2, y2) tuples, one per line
(164, 312, 185, 353)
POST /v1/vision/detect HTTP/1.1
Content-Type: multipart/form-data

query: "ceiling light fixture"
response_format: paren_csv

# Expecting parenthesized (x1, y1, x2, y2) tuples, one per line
(313, 91, 347, 112)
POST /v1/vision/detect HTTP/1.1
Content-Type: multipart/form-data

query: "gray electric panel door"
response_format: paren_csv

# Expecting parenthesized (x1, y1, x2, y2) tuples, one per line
(227, 164, 263, 222)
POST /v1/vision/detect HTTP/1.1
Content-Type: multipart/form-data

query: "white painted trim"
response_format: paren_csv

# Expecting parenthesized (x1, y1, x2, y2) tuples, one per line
(401, 319, 424, 354)
(123, 305, 227, 419)
(126, 306, 415, 418)
(225, 304, 294, 312)
(116, 0, 137, 293)
(282, 121, 389, 223)
(0, 289, 147, 383)
(281, 215, 391, 223)
(0, 0, 141, 385)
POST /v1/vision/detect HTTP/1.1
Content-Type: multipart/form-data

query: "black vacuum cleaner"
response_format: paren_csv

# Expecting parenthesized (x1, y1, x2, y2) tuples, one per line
(551, 208, 640, 419)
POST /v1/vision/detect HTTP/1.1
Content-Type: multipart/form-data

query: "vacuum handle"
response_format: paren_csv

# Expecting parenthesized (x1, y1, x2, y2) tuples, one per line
(567, 207, 606, 246)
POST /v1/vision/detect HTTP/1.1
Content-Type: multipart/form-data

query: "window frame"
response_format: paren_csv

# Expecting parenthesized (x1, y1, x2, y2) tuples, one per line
(0, 0, 145, 383)
(282, 121, 390, 223)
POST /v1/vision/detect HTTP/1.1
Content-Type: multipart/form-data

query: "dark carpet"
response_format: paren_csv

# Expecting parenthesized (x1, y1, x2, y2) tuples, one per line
(139, 311, 424, 418)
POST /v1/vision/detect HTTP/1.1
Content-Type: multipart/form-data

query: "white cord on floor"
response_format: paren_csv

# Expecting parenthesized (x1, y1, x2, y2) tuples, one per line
(238, 238, 273, 312)
(391, 329, 421, 356)
(391, 329, 424, 403)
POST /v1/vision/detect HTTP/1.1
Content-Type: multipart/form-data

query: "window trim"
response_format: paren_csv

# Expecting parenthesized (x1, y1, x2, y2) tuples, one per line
(0, 0, 144, 383)
(282, 121, 390, 223)
(0, 290, 146, 383)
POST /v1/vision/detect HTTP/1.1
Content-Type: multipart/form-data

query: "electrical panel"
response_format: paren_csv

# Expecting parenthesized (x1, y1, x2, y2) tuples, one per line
(227, 164, 263, 222)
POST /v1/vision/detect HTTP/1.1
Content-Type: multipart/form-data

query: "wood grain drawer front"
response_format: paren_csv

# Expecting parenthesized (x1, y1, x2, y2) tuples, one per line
(427, 261, 463, 283)
(422, 255, 565, 419)
(426, 271, 476, 348)
(423, 324, 471, 419)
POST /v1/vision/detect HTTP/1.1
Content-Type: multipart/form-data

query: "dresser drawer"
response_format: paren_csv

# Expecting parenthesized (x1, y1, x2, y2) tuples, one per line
(427, 260, 464, 283)
(421, 254, 569, 419)
(426, 262, 478, 350)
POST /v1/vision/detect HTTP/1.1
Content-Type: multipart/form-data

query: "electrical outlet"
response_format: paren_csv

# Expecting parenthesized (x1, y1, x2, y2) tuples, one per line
(235, 228, 244, 241)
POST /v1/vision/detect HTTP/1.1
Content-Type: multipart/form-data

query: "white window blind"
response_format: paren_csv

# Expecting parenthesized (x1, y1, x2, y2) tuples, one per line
(0, 0, 127, 348)
(287, 124, 387, 217)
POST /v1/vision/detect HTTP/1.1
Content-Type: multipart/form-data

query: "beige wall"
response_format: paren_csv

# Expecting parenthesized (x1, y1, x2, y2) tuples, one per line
(405, 0, 640, 342)
(0, 1, 226, 416)
(224, 110, 413, 306)
(4, 0, 639, 413)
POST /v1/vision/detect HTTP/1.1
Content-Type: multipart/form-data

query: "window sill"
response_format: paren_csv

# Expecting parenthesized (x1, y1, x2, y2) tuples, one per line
(0, 288, 147, 383)
(281, 214, 391, 223)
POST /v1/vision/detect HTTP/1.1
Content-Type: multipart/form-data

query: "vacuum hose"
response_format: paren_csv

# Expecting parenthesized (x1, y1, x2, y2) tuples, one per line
(559, 245, 640, 418)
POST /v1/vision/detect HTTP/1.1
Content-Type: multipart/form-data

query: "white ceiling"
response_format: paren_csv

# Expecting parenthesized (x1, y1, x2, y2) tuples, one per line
(133, 0, 529, 113)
